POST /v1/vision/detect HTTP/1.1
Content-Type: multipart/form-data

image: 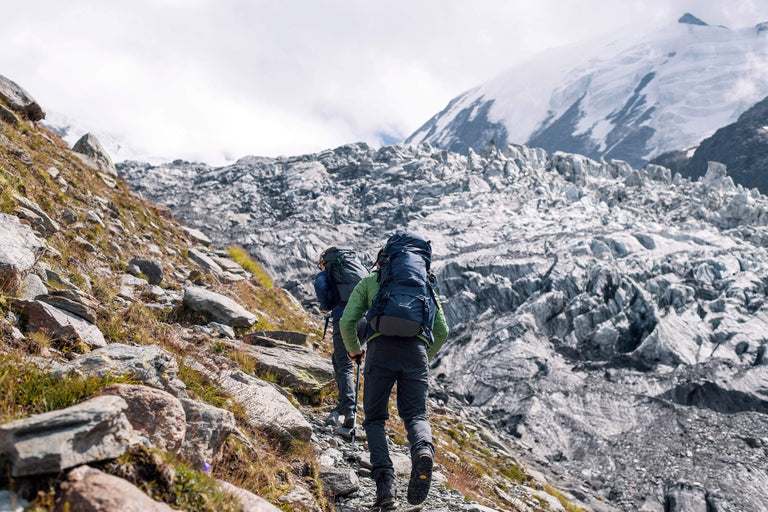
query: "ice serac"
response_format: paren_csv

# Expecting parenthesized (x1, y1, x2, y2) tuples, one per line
(406, 14, 768, 169)
(119, 140, 768, 511)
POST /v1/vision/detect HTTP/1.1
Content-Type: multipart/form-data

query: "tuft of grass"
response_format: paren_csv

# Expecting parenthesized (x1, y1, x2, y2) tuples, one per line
(100, 303, 161, 345)
(107, 446, 241, 512)
(0, 353, 134, 423)
(442, 460, 483, 498)
(231, 280, 318, 334)
(227, 246, 273, 288)
(176, 360, 247, 421)
(544, 485, 590, 512)
(26, 331, 52, 353)
(223, 347, 259, 375)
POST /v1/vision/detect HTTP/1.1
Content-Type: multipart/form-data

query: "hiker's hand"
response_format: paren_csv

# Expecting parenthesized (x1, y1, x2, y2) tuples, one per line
(348, 350, 364, 363)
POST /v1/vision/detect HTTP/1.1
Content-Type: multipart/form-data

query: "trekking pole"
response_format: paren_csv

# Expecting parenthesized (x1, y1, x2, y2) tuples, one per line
(349, 351, 364, 461)
(322, 313, 332, 339)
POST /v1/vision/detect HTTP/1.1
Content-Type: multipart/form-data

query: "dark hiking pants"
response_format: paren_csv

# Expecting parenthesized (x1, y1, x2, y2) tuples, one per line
(362, 335, 434, 483)
(332, 324, 356, 417)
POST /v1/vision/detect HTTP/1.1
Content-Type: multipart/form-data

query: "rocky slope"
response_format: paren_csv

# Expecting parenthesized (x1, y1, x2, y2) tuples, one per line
(652, 94, 768, 194)
(0, 75, 580, 512)
(120, 140, 768, 511)
(405, 14, 768, 169)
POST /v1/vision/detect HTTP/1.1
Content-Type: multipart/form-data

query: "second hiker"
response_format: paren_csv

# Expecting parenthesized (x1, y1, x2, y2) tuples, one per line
(340, 232, 449, 511)
(314, 246, 369, 428)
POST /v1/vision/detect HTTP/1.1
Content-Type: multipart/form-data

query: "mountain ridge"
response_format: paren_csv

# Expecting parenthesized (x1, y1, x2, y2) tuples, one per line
(405, 14, 768, 169)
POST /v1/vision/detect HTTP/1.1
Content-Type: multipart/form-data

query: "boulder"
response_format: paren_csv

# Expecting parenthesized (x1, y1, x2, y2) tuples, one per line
(664, 483, 707, 512)
(0, 74, 44, 121)
(0, 396, 144, 477)
(0, 213, 46, 295)
(217, 480, 282, 512)
(58, 344, 187, 398)
(72, 133, 117, 177)
(180, 226, 212, 246)
(96, 384, 186, 453)
(278, 486, 322, 512)
(183, 286, 257, 328)
(16, 299, 106, 348)
(127, 258, 164, 285)
(318, 467, 359, 497)
(359, 451, 412, 477)
(54, 465, 174, 512)
(12, 195, 60, 236)
(179, 398, 235, 468)
(215, 369, 312, 441)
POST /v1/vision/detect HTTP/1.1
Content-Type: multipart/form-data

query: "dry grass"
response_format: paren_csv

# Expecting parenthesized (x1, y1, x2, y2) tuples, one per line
(0, 351, 134, 424)
(106, 446, 241, 512)
(213, 426, 328, 510)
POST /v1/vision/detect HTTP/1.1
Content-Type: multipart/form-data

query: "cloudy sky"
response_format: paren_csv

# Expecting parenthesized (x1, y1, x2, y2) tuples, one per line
(2, 1, 767, 165)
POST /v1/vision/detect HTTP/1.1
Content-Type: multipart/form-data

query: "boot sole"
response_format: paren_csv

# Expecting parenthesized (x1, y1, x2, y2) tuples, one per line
(407, 453, 433, 505)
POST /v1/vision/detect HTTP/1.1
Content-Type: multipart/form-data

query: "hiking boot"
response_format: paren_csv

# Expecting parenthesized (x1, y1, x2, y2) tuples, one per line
(370, 475, 396, 511)
(407, 447, 433, 505)
(342, 414, 355, 429)
(324, 410, 340, 426)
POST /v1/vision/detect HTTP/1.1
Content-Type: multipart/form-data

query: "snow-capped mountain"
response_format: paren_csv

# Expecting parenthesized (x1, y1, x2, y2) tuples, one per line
(652, 93, 768, 193)
(406, 14, 768, 168)
(119, 142, 768, 511)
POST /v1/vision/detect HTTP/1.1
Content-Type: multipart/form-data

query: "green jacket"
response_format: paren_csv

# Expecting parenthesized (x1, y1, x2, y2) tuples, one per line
(339, 272, 449, 360)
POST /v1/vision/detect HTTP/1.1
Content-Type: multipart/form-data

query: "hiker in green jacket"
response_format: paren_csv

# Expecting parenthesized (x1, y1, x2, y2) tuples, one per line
(340, 238, 449, 512)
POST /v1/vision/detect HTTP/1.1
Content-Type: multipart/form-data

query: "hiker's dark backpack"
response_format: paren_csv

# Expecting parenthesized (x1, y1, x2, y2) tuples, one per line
(320, 246, 369, 306)
(364, 232, 438, 343)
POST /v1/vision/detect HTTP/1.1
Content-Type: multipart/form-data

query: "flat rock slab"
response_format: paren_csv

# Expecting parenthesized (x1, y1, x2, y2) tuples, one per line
(187, 249, 225, 279)
(16, 299, 106, 348)
(57, 344, 187, 398)
(0, 396, 144, 477)
(0, 213, 46, 295)
(55, 465, 174, 512)
(181, 227, 212, 245)
(244, 330, 308, 345)
(12, 195, 60, 236)
(233, 338, 333, 395)
(37, 288, 100, 323)
(183, 286, 257, 328)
